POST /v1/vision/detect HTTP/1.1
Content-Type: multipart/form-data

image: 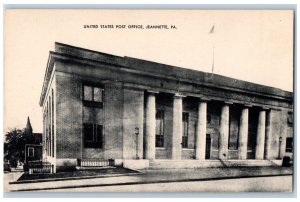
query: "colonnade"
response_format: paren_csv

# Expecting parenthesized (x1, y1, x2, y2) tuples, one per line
(144, 91, 273, 160)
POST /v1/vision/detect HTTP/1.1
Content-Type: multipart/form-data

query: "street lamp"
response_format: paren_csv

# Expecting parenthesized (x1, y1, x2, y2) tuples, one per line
(135, 127, 139, 159)
(277, 136, 282, 160)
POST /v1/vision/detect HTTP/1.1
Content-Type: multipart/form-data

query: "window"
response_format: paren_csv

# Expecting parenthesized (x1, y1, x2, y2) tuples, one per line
(83, 123, 104, 148)
(28, 147, 34, 157)
(83, 84, 104, 108)
(287, 112, 293, 126)
(93, 87, 103, 102)
(182, 112, 189, 148)
(228, 116, 239, 150)
(286, 137, 293, 153)
(84, 86, 93, 101)
(205, 134, 211, 159)
(207, 115, 211, 124)
(155, 110, 164, 147)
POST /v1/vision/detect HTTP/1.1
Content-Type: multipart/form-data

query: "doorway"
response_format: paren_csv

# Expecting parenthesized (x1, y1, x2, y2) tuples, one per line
(205, 134, 211, 159)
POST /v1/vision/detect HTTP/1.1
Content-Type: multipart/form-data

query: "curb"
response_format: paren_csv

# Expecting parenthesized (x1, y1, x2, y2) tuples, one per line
(11, 173, 292, 192)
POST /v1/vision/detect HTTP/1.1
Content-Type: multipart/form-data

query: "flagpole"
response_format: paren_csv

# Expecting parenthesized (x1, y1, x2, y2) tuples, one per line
(212, 44, 215, 74)
(209, 24, 215, 76)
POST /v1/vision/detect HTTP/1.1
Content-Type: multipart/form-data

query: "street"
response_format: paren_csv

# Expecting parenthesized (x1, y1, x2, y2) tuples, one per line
(39, 175, 292, 192)
(4, 166, 293, 193)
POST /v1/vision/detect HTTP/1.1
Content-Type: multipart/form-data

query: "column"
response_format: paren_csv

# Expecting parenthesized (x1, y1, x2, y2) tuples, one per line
(171, 93, 184, 159)
(264, 109, 273, 159)
(195, 100, 207, 160)
(46, 102, 49, 156)
(43, 112, 46, 157)
(49, 96, 52, 157)
(145, 91, 157, 160)
(238, 106, 249, 160)
(219, 103, 230, 159)
(255, 110, 266, 160)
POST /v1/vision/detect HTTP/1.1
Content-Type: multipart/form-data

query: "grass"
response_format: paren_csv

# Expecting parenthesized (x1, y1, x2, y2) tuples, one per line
(17, 167, 138, 182)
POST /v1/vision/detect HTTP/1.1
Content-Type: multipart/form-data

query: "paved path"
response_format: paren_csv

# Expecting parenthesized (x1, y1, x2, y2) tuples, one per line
(4, 169, 24, 192)
(5, 166, 293, 192)
(50, 176, 293, 192)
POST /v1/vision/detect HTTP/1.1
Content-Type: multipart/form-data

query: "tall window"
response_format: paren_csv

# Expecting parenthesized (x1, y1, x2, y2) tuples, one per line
(286, 137, 293, 153)
(155, 110, 164, 147)
(83, 123, 104, 148)
(83, 84, 104, 108)
(287, 112, 293, 126)
(182, 112, 189, 148)
(207, 115, 211, 124)
(228, 116, 239, 150)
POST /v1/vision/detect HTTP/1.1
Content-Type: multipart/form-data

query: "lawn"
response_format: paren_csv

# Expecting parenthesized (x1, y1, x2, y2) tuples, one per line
(17, 167, 139, 182)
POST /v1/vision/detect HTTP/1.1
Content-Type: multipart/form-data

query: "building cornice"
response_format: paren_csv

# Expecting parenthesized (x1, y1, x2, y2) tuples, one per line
(39, 42, 293, 107)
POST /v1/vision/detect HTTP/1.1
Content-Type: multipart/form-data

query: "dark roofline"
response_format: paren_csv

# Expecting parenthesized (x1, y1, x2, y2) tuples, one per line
(39, 42, 293, 106)
(55, 42, 123, 59)
(124, 55, 293, 98)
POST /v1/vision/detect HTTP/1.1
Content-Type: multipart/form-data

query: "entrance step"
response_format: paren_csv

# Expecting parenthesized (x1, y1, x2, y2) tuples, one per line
(149, 159, 276, 169)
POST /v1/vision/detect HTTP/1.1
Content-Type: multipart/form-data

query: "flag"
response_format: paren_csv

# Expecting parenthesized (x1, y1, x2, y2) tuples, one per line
(209, 24, 215, 34)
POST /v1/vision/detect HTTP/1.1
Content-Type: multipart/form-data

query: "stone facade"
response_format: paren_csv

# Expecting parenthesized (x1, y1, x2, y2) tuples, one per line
(40, 42, 293, 172)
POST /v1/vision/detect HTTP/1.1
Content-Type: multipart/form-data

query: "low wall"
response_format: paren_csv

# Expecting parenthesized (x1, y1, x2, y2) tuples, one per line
(114, 159, 123, 166)
(56, 158, 77, 172)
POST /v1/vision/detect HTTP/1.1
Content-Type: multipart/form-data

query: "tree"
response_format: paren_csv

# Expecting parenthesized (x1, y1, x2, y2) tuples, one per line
(4, 128, 38, 167)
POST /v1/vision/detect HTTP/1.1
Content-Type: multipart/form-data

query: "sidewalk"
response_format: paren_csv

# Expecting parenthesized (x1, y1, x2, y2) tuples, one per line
(7, 166, 293, 192)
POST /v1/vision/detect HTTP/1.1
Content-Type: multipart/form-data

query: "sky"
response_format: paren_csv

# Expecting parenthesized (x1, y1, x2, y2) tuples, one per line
(4, 10, 294, 133)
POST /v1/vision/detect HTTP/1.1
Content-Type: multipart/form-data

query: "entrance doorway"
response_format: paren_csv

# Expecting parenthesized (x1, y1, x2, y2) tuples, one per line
(205, 134, 211, 159)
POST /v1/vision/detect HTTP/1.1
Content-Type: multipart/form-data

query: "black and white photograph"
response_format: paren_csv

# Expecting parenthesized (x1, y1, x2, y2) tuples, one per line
(3, 8, 294, 193)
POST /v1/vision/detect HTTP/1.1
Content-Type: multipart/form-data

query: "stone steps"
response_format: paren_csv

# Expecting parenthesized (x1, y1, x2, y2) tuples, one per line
(149, 159, 277, 169)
